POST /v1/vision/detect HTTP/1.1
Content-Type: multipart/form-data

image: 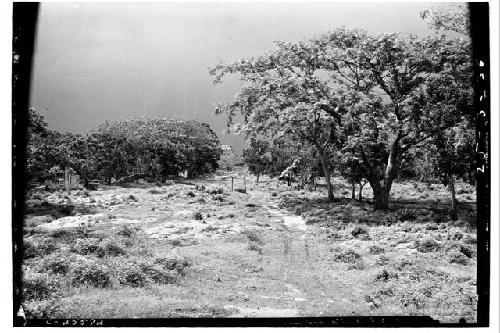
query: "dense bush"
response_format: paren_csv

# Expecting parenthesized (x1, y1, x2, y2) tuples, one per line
(70, 261, 112, 288)
(334, 249, 361, 264)
(116, 257, 188, 287)
(444, 241, 474, 258)
(39, 255, 72, 275)
(374, 269, 399, 282)
(23, 238, 58, 259)
(95, 240, 126, 257)
(23, 271, 61, 301)
(417, 237, 442, 253)
(26, 110, 223, 186)
(117, 224, 139, 238)
(369, 245, 385, 255)
(70, 238, 101, 255)
(351, 226, 369, 239)
(447, 250, 469, 265)
(397, 209, 418, 222)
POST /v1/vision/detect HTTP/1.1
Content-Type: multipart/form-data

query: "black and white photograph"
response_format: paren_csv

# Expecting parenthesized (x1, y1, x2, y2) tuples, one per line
(7, 0, 499, 328)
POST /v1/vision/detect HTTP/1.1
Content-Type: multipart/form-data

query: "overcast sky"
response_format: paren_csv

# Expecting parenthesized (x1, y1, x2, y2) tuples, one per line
(29, 2, 449, 151)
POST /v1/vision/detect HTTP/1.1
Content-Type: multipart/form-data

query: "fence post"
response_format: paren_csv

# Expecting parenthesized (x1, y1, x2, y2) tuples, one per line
(231, 177, 234, 192)
(243, 177, 246, 192)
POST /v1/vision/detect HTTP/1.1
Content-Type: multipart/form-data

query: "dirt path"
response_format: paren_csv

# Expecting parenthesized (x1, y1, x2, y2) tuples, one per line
(216, 190, 348, 317)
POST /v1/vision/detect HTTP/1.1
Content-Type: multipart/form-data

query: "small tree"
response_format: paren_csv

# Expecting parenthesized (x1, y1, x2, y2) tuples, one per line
(339, 151, 366, 200)
(420, 4, 474, 215)
(243, 139, 273, 183)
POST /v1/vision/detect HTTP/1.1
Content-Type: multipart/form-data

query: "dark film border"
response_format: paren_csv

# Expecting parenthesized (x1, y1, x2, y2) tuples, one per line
(470, 1, 491, 328)
(12, 1, 39, 327)
(12, 1, 491, 327)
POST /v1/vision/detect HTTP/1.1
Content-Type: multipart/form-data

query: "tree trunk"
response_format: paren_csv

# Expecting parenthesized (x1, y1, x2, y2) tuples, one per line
(358, 182, 365, 201)
(373, 183, 391, 210)
(317, 152, 334, 203)
(256, 173, 260, 183)
(449, 174, 457, 219)
(351, 181, 356, 199)
(371, 133, 401, 210)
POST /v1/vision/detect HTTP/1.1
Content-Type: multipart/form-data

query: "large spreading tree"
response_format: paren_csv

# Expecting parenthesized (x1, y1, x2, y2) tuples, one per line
(209, 40, 346, 201)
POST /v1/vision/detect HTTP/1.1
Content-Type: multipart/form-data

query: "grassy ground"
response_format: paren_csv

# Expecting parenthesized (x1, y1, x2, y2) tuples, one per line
(21, 171, 477, 322)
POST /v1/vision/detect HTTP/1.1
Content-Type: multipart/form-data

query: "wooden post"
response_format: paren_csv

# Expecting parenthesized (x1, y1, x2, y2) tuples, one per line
(231, 177, 234, 192)
(243, 176, 246, 192)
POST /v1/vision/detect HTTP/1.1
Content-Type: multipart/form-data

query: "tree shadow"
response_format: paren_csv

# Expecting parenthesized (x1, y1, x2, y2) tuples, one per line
(25, 201, 97, 219)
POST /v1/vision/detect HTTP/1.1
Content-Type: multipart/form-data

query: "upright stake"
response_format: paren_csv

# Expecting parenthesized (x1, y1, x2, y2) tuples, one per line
(231, 177, 234, 192)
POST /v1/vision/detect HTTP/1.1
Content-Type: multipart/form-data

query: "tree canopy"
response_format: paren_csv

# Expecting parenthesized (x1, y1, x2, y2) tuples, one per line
(210, 5, 473, 209)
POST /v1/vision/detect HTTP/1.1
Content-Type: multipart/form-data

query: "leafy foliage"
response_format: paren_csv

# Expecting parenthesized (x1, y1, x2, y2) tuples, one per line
(26, 111, 223, 186)
(210, 4, 473, 208)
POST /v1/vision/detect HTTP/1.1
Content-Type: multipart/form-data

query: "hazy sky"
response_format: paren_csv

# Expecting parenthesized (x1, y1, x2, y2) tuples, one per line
(30, 2, 445, 151)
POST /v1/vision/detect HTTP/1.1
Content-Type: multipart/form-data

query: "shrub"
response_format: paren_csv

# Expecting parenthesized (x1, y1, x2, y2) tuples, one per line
(340, 211, 353, 224)
(70, 238, 101, 255)
(351, 226, 369, 239)
(117, 224, 138, 238)
(186, 191, 196, 197)
(425, 223, 439, 231)
(22, 272, 60, 301)
(116, 257, 186, 287)
(193, 211, 203, 220)
(153, 257, 189, 275)
(213, 194, 225, 202)
(369, 245, 385, 255)
(128, 194, 138, 202)
(139, 263, 177, 284)
(25, 215, 53, 228)
(247, 241, 263, 254)
(381, 215, 398, 225)
(116, 263, 148, 287)
(463, 234, 477, 245)
(242, 229, 263, 244)
(170, 239, 182, 247)
(96, 240, 126, 257)
(70, 261, 112, 288)
(417, 237, 441, 253)
(375, 286, 395, 298)
(400, 290, 427, 309)
(23, 239, 38, 259)
(24, 238, 58, 259)
(48, 229, 71, 239)
(375, 255, 390, 266)
(431, 212, 448, 224)
(39, 255, 71, 275)
(347, 260, 365, 270)
(397, 209, 417, 221)
(148, 189, 163, 195)
(444, 241, 475, 258)
(208, 187, 224, 195)
(374, 268, 398, 282)
(334, 249, 361, 263)
(447, 250, 470, 265)
(393, 257, 414, 271)
(447, 229, 464, 241)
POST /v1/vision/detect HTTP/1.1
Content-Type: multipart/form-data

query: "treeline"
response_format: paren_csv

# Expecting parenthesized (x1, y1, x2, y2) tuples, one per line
(26, 109, 222, 187)
(213, 5, 476, 212)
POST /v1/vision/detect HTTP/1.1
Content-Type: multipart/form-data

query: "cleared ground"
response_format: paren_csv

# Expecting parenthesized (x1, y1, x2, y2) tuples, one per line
(21, 171, 477, 322)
